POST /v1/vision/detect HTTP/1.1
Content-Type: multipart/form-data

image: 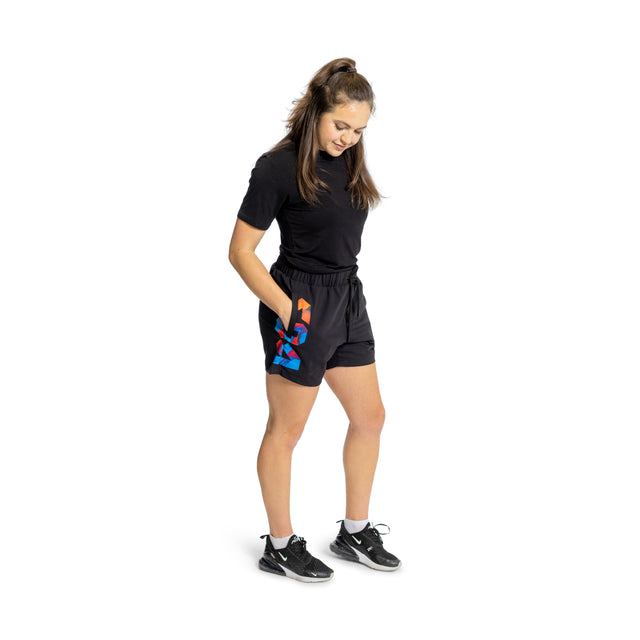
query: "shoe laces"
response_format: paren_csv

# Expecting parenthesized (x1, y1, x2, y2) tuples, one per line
(336, 520, 391, 545)
(288, 535, 312, 561)
(365, 523, 391, 546)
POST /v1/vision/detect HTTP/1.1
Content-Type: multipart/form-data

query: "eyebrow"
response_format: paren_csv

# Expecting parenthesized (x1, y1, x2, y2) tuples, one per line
(335, 119, 367, 130)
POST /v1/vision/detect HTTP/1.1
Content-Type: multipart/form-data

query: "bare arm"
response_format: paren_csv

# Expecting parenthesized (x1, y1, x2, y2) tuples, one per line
(228, 218, 292, 328)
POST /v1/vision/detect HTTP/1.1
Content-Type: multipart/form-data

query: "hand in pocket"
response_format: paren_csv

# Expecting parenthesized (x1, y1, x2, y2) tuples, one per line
(279, 297, 294, 334)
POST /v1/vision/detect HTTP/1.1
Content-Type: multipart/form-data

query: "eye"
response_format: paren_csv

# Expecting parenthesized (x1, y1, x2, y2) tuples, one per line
(335, 125, 345, 131)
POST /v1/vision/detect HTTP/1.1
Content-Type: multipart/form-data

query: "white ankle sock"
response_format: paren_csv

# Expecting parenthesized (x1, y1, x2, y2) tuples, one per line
(269, 534, 293, 550)
(344, 518, 369, 534)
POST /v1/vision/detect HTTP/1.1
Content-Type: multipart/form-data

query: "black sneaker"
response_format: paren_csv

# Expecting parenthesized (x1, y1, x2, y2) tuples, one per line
(330, 521, 402, 571)
(259, 534, 334, 582)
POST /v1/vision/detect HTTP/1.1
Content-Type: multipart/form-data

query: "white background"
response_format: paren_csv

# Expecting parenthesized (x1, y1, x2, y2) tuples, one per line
(1, 1, 639, 638)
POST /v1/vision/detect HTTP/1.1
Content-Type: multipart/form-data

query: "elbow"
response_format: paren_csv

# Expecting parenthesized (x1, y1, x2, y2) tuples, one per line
(228, 245, 251, 272)
(228, 246, 240, 270)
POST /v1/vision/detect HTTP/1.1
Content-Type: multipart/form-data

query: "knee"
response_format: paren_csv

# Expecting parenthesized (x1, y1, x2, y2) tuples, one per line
(265, 415, 306, 451)
(351, 405, 386, 438)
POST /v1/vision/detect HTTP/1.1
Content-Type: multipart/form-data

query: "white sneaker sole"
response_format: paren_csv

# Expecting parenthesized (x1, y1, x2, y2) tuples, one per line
(330, 540, 401, 572)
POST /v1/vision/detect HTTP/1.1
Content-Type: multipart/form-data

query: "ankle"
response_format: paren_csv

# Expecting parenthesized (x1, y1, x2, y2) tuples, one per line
(269, 533, 294, 550)
(343, 517, 369, 534)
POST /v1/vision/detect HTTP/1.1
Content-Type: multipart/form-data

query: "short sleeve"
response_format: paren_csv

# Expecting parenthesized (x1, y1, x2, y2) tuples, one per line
(237, 154, 288, 231)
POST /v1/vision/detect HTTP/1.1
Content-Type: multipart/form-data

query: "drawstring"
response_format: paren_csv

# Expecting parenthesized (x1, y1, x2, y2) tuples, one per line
(346, 265, 364, 341)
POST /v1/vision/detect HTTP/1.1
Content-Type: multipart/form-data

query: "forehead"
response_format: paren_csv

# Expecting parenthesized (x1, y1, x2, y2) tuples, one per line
(327, 101, 371, 128)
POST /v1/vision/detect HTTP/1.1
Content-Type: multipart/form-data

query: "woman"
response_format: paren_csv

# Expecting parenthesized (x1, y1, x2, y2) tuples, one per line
(229, 58, 401, 582)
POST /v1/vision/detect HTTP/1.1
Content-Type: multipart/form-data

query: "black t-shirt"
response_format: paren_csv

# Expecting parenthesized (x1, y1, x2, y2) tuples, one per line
(237, 142, 369, 273)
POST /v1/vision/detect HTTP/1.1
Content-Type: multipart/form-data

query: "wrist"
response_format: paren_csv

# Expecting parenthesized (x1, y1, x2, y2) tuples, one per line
(277, 297, 292, 322)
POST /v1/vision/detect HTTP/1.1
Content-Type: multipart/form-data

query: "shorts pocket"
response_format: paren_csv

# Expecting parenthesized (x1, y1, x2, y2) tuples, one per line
(270, 266, 296, 335)
(286, 283, 297, 336)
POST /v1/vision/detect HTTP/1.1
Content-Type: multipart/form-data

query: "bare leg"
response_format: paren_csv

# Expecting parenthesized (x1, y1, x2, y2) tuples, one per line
(323, 363, 386, 521)
(257, 373, 320, 537)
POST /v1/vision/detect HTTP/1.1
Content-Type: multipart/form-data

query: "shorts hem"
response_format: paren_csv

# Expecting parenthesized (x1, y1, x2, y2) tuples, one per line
(325, 356, 376, 371)
(266, 366, 324, 388)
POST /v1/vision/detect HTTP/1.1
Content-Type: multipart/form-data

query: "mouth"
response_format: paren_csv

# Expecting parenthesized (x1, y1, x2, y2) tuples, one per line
(333, 142, 346, 151)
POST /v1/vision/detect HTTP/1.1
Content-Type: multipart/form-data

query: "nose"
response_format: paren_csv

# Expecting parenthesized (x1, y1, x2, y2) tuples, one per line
(340, 131, 355, 146)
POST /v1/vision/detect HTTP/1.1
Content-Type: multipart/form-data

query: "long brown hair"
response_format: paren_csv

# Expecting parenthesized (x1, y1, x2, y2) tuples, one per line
(270, 58, 381, 210)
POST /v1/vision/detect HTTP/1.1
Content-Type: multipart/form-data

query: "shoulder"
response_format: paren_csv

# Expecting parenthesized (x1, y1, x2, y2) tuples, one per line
(256, 141, 298, 172)
(247, 142, 297, 193)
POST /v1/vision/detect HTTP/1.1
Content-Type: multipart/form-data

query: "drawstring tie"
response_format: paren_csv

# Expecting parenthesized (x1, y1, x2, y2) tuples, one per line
(346, 265, 364, 341)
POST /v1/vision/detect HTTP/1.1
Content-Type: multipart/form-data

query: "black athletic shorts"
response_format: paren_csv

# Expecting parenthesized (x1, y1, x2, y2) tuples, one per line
(258, 256, 376, 387)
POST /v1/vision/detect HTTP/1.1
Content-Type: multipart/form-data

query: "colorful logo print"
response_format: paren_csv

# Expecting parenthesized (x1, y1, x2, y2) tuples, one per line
(273, 298, 311, 370)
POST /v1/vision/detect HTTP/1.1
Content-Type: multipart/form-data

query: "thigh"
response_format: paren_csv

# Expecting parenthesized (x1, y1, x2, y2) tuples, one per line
(265, 372, 321, 429)
(323, 363, 385, 426)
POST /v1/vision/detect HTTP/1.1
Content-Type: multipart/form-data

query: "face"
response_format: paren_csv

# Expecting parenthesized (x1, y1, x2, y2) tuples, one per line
(317, 101, 371, 156)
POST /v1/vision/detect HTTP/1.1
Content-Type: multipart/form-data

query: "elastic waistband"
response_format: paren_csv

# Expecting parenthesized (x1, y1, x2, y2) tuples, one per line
(274, 255, 358, 286)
